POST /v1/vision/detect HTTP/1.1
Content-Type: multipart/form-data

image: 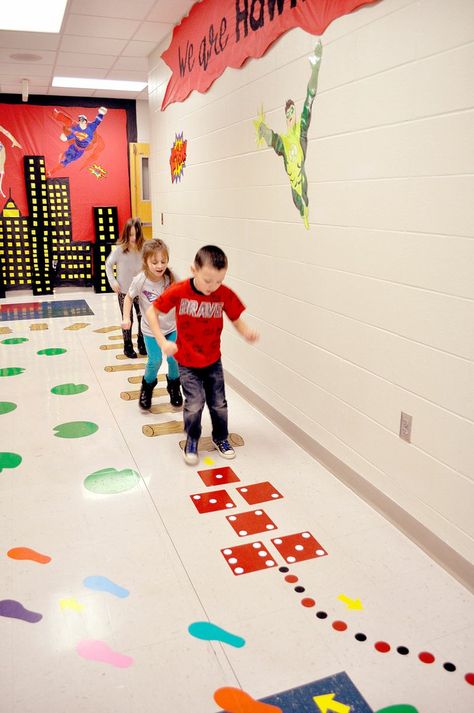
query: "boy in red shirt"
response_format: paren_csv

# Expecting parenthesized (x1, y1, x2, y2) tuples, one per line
(146, 245, 258, 465)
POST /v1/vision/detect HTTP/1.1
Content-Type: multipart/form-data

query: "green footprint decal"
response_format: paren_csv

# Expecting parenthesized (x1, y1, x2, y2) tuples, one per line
(37, 348, 67, 356)
(0, 367, 25, 377)
(0, 402, 17, 415)
(53, 421, 98, 438)
(51, 383, 89, 396)
(1, 337, 29, 345)
(84, 467, 140, 494)
(0, 453, 22, 473)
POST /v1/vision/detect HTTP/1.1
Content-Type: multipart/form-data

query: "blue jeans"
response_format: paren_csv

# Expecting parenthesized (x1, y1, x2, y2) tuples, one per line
(143, 332, 179, 384)
(178, 359, 228, 441)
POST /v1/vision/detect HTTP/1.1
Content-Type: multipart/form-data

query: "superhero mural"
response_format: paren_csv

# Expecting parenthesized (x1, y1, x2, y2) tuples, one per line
(0, 103, 130, 243)
(254, 41, 322, 229)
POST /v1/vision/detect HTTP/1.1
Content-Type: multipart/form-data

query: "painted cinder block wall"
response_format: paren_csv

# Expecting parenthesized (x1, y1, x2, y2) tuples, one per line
(147, 0, 474, 564)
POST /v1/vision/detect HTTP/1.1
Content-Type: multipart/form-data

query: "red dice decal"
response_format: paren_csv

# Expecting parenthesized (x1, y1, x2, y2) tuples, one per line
(190, 489, 237, 514)
(271, 532, 327, 564)
(226, 509, 277, 537)
(236, 481, 283, 505)
(197, 465, 240, 487)
(221, 541, 278, 575)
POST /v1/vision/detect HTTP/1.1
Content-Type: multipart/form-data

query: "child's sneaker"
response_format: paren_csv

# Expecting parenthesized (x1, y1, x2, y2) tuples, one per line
(212, 438, 236, 460)
(184, 437, 199, 465)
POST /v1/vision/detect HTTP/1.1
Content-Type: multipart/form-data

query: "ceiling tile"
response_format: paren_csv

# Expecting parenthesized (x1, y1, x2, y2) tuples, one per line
(60, 35, 128, 55)
(113, 56, 149, 72)
(57, 52, 117, 70)
(0, 31, 60, 51)
(106, 68, 147, 81)
(53, 66, 108, 79)
(133, 22, 171, 43)
(147, 0, 196, 25)
(121, 40, 158, 57)
(70, 0, 155, 20)
(64, 14, 140, 40)
(0, 62, 53, 77)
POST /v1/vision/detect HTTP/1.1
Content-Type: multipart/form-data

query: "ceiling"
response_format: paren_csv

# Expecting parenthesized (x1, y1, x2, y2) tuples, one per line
(0, 0, 196, 101)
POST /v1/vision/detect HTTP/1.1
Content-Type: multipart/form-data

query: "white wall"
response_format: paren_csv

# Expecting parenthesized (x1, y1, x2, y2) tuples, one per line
(148, 0, 474, 564)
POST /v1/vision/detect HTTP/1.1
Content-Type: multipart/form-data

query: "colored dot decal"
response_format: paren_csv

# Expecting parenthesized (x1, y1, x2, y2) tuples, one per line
(375, 641, 391, 653)
(397, 646, 409, 655)
(51, 383, 89, 396)
(443, 662, 456, 672)
(418, 651, 435, 664)
(53, 421, 98, 438)
(465, 673, 474, 685)
(0, 402, 17, 415)
(355, 633, 367, 642)
(1, 337, 28, 344)
(279, 566, 289, 573)
(285, 575, 298, 583)
(294, 586, 305, 593)
(84, 467, 140, 494)
(316, 611, 327, 619)
(0, 452, 22, 473)
(332, 620, 347, 632)
(301, 598, 315, 608)
(0, 367, 25, 377)
(37, 348, 67, 356)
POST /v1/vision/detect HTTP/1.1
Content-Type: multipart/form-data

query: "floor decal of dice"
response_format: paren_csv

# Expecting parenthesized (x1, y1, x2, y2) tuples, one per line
(226, 509, 277, 537)
(271, 532, 328, 564)
(221, 541, 278, 575)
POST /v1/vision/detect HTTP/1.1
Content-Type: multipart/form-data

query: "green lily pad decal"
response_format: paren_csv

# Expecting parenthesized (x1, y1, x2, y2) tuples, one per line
(51, 383, 89, 396)
(0, 402, 17, 415)
(0, 452, 22, 473)
(1, 337, 29, 345)
(53, 421, 98, 438)
(0, 367, 25, 377)
(37, 348, 67, 356)
(84, 467, 140, 494)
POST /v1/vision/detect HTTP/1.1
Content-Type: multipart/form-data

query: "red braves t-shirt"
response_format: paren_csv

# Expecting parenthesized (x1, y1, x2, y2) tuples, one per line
(154, 278, 245, 367)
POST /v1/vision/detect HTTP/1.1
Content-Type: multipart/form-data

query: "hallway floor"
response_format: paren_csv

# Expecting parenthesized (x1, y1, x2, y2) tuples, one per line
(1, 290, 473, 713)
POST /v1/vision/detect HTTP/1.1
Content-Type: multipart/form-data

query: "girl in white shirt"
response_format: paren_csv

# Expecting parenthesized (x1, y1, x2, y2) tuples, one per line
(121, 239, 182, 410)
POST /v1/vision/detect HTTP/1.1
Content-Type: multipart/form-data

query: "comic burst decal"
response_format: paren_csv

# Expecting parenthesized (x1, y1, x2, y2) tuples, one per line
(170, 132, 187, 183)
(88, 164, 107, 179)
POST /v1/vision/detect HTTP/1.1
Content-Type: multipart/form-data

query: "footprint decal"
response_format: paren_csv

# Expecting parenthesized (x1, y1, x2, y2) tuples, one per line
(37, 348, 67, 356)
(0, 367, 25, 377)
(76, 640, 133, 668)
(51, 383, 89, 396)
(53, 421, 98, 438)
(1, 337, 29, 344)
(83, 575, 129, 598)
(214, 688, 282, 712)
(0, 599, 42, 623)
(7, 547, 51, 564)
(188, 621, 245, 648)
(0, 402, 17, 415)
(83, 467, 140, 494)
(0, 452, 22, 473)
(60, 598, 85, 612)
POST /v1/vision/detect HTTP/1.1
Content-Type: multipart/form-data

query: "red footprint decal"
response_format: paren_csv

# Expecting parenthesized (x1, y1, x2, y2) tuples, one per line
(214, 687, 282, 712)
(7, 547, 51, 564)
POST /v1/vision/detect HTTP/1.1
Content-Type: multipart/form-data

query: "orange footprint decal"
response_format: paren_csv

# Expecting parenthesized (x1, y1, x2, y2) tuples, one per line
(214, 687, 282, 713)
(7, 547, 51, 564)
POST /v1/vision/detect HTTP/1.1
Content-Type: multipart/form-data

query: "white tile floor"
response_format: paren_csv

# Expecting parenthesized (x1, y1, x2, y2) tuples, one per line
(1, 289, 473, 713)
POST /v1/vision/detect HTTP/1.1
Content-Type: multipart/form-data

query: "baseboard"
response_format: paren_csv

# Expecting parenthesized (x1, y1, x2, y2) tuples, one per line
(226, 371, 474, 594)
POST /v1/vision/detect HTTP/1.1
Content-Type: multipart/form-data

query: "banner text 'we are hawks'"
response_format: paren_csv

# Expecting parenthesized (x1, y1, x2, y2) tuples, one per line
(178, 0, 305, 76)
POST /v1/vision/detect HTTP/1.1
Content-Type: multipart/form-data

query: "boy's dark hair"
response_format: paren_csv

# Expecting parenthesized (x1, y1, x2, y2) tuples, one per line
(194, 245, 228, 270)
(285, 99, 295, 114)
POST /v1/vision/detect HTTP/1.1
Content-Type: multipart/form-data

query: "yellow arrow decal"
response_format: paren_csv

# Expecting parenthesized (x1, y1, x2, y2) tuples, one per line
(313, 693, 351, 713)
(338, 593, 363, 610)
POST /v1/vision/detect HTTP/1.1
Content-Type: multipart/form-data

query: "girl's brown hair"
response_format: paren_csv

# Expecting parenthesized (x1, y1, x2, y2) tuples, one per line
(117, 217, 144, 252)
(142, 239, 175, 284)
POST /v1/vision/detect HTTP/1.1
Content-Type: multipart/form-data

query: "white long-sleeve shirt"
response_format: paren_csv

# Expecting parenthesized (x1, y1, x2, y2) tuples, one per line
(105, 245, 142, 293)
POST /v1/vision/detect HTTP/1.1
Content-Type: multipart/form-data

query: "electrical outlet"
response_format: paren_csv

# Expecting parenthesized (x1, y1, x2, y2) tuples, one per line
(399, 412, 412, 443)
